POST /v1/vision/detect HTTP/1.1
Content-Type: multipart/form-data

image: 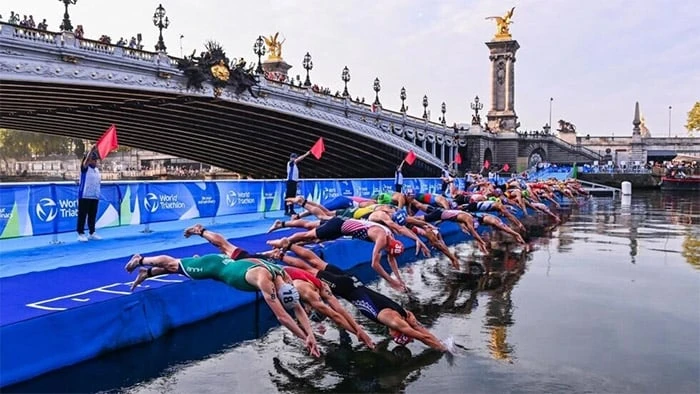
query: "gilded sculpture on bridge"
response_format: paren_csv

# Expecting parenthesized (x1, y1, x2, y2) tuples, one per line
(263, 32, 286, 61)
(176, 40, 258, 98)
(486, 7, 515, 41)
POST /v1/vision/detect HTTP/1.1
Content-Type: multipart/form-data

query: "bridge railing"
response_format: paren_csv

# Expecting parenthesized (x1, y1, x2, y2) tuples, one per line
(0, 177, 444, 240)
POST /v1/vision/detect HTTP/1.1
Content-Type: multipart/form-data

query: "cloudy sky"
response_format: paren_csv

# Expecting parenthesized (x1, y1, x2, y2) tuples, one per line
(6, 0, 699, 136)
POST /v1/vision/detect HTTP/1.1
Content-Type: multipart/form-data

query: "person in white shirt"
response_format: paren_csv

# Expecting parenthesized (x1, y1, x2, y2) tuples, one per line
(76, 148, 102, 242)
(285, 151, 311, 216)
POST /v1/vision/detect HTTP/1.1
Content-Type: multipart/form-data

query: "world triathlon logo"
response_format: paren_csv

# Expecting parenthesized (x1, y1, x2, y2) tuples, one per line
(226, 191, 237, 207)
(35, 198, 58, 222)
(143, 193, 159, 213)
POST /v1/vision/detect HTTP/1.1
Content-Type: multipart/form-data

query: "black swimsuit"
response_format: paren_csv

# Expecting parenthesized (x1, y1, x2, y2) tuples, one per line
(317, 265, 407, 323)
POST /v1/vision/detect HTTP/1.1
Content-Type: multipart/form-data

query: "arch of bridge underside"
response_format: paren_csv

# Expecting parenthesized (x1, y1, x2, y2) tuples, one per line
(0, 81, 442, 178)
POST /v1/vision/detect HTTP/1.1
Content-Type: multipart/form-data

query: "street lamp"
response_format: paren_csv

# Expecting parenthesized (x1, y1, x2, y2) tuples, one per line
(400, 87, 407, 113)
(470, 95, 483, 124)
(549, 97, 554, 132)
(59, 0, 78, 32)
(668, 105, 672, 137)
(441, 102, 447, 125)
(253, 36, 266, 74)
(152, 4, 170, 53)
(302, 52, 313, 86)
(341, 66, 350, 97)
(373, 77, 381, 106)
(422, 95, 429, 120)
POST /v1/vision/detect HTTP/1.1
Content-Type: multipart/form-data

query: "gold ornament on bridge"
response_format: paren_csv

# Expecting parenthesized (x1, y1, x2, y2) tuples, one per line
(486, 7, 515, 41)
(210, 60, 230, 82)
(263, 32, 286, 61)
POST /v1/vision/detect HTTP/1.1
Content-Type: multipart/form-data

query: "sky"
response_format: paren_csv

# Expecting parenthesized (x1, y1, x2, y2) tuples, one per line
(5, 0, 699, 137)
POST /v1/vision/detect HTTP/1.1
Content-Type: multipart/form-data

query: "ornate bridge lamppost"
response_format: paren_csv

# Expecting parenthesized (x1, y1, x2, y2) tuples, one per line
(470, 95, 483, 125)
(302, 52, 313, 86)
(422, 95, 429, 120)
(441, 102, 447, 125)
(373, 78, 381, 106)
(400, 87, 407, 113)
(253, 36, 266, 74)
(341, 66, 351, 97)
(152, 4, 170, 53)
(59, 0, 78, 32)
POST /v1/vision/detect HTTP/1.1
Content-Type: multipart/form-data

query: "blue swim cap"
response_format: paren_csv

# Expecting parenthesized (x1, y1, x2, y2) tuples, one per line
(392, 209, 408, 226)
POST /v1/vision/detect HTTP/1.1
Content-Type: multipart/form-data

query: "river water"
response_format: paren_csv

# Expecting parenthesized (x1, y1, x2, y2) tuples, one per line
(6, 191, 699, 394)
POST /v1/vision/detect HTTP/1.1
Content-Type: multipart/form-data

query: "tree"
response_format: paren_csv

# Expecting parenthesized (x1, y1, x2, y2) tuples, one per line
(686, 101, 700, 134)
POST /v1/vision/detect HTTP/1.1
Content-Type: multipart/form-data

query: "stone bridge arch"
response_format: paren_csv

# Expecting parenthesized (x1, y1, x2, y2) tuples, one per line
(527, 147, 547, 168)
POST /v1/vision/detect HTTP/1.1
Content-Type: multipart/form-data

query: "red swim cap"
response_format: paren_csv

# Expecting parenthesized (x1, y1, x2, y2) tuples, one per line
(387, 239, 404, 256)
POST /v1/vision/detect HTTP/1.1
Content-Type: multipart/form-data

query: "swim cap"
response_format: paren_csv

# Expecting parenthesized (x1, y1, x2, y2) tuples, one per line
(377, 193, 393, 205)
(391, 209, 407, 226)
(390, 328, 414, 346)
(387, 239, 404, 256)
(277, 283, 300, 310)
(290, 153, 298, 159)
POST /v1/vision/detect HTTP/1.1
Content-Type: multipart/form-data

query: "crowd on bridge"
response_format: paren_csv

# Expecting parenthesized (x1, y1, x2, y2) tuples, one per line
(123, 158, 589, 360)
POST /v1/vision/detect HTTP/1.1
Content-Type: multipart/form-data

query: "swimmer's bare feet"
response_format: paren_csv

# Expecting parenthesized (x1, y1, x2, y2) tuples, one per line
(285, 196, 305, 205)
(125, 254, 143, 273)
(267, 220, 284, 234)
(184, 224, 204, 238)
(130, 268, 149, 291)
(267, 238, 289, 249)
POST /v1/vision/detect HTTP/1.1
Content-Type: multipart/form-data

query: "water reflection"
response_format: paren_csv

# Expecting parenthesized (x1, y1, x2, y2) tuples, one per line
(271, 335, 443, 393)
(682, 233, 700, 270)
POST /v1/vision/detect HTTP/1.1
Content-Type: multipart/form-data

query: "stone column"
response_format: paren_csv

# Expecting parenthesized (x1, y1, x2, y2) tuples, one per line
(486, 40, 520, 133)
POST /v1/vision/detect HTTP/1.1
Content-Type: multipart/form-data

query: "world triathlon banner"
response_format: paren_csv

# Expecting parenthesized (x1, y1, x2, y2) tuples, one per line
(0, 178, 444, 239)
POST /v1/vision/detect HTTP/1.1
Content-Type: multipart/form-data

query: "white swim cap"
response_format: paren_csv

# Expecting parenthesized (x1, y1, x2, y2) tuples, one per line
(277, 283, 300, 310)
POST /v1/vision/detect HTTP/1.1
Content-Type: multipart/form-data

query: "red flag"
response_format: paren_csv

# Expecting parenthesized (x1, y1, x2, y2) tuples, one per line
(455, 152, 462, 165)
(405, 150, 417, 166)
(310, 137, 325, 160)
(502, 163, 510, 172)
(483, 159, 490, 169)
(96, 124, 118, 159)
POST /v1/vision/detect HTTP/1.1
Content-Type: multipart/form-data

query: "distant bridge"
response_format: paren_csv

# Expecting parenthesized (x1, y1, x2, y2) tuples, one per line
(0, 23, 600, 178)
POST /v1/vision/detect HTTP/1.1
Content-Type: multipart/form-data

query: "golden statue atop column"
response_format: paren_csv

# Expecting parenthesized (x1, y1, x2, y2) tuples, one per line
(485, 6, 519, 133)
(261, 32, 292, 82)
(485, 7, 515, 41)
(263, 32, 286, 61)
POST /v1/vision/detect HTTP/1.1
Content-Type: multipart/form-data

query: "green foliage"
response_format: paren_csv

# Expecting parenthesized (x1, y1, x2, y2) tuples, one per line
(686, 102, 700, 134)
(0, 129, 75, 159)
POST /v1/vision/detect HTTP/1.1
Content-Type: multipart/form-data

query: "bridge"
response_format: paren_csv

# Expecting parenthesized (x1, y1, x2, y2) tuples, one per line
(0, 22, 601, 178)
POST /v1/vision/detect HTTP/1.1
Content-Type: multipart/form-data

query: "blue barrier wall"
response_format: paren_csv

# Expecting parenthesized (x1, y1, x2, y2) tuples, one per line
(0, 177, 457, 239)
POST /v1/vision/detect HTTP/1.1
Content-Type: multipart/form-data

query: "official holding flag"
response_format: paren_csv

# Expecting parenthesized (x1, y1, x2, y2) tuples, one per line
(285, 150, 311, 216)
(77, 125, 118, 242)
(285, 138, 325, 216)
(76, 146, 102, 242)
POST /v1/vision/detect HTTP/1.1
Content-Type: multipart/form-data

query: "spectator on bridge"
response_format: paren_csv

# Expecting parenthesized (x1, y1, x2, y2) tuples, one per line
(74, 25, 84, 38)
(76, 147, 102, 242)
(116, 37, 126, 46)
(27, 15, 35, 28)
(285, 150, 311, 216)
(19, 15, 28, 27)
(8, 11, 19, 24)
(37, 18, 47, 30)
